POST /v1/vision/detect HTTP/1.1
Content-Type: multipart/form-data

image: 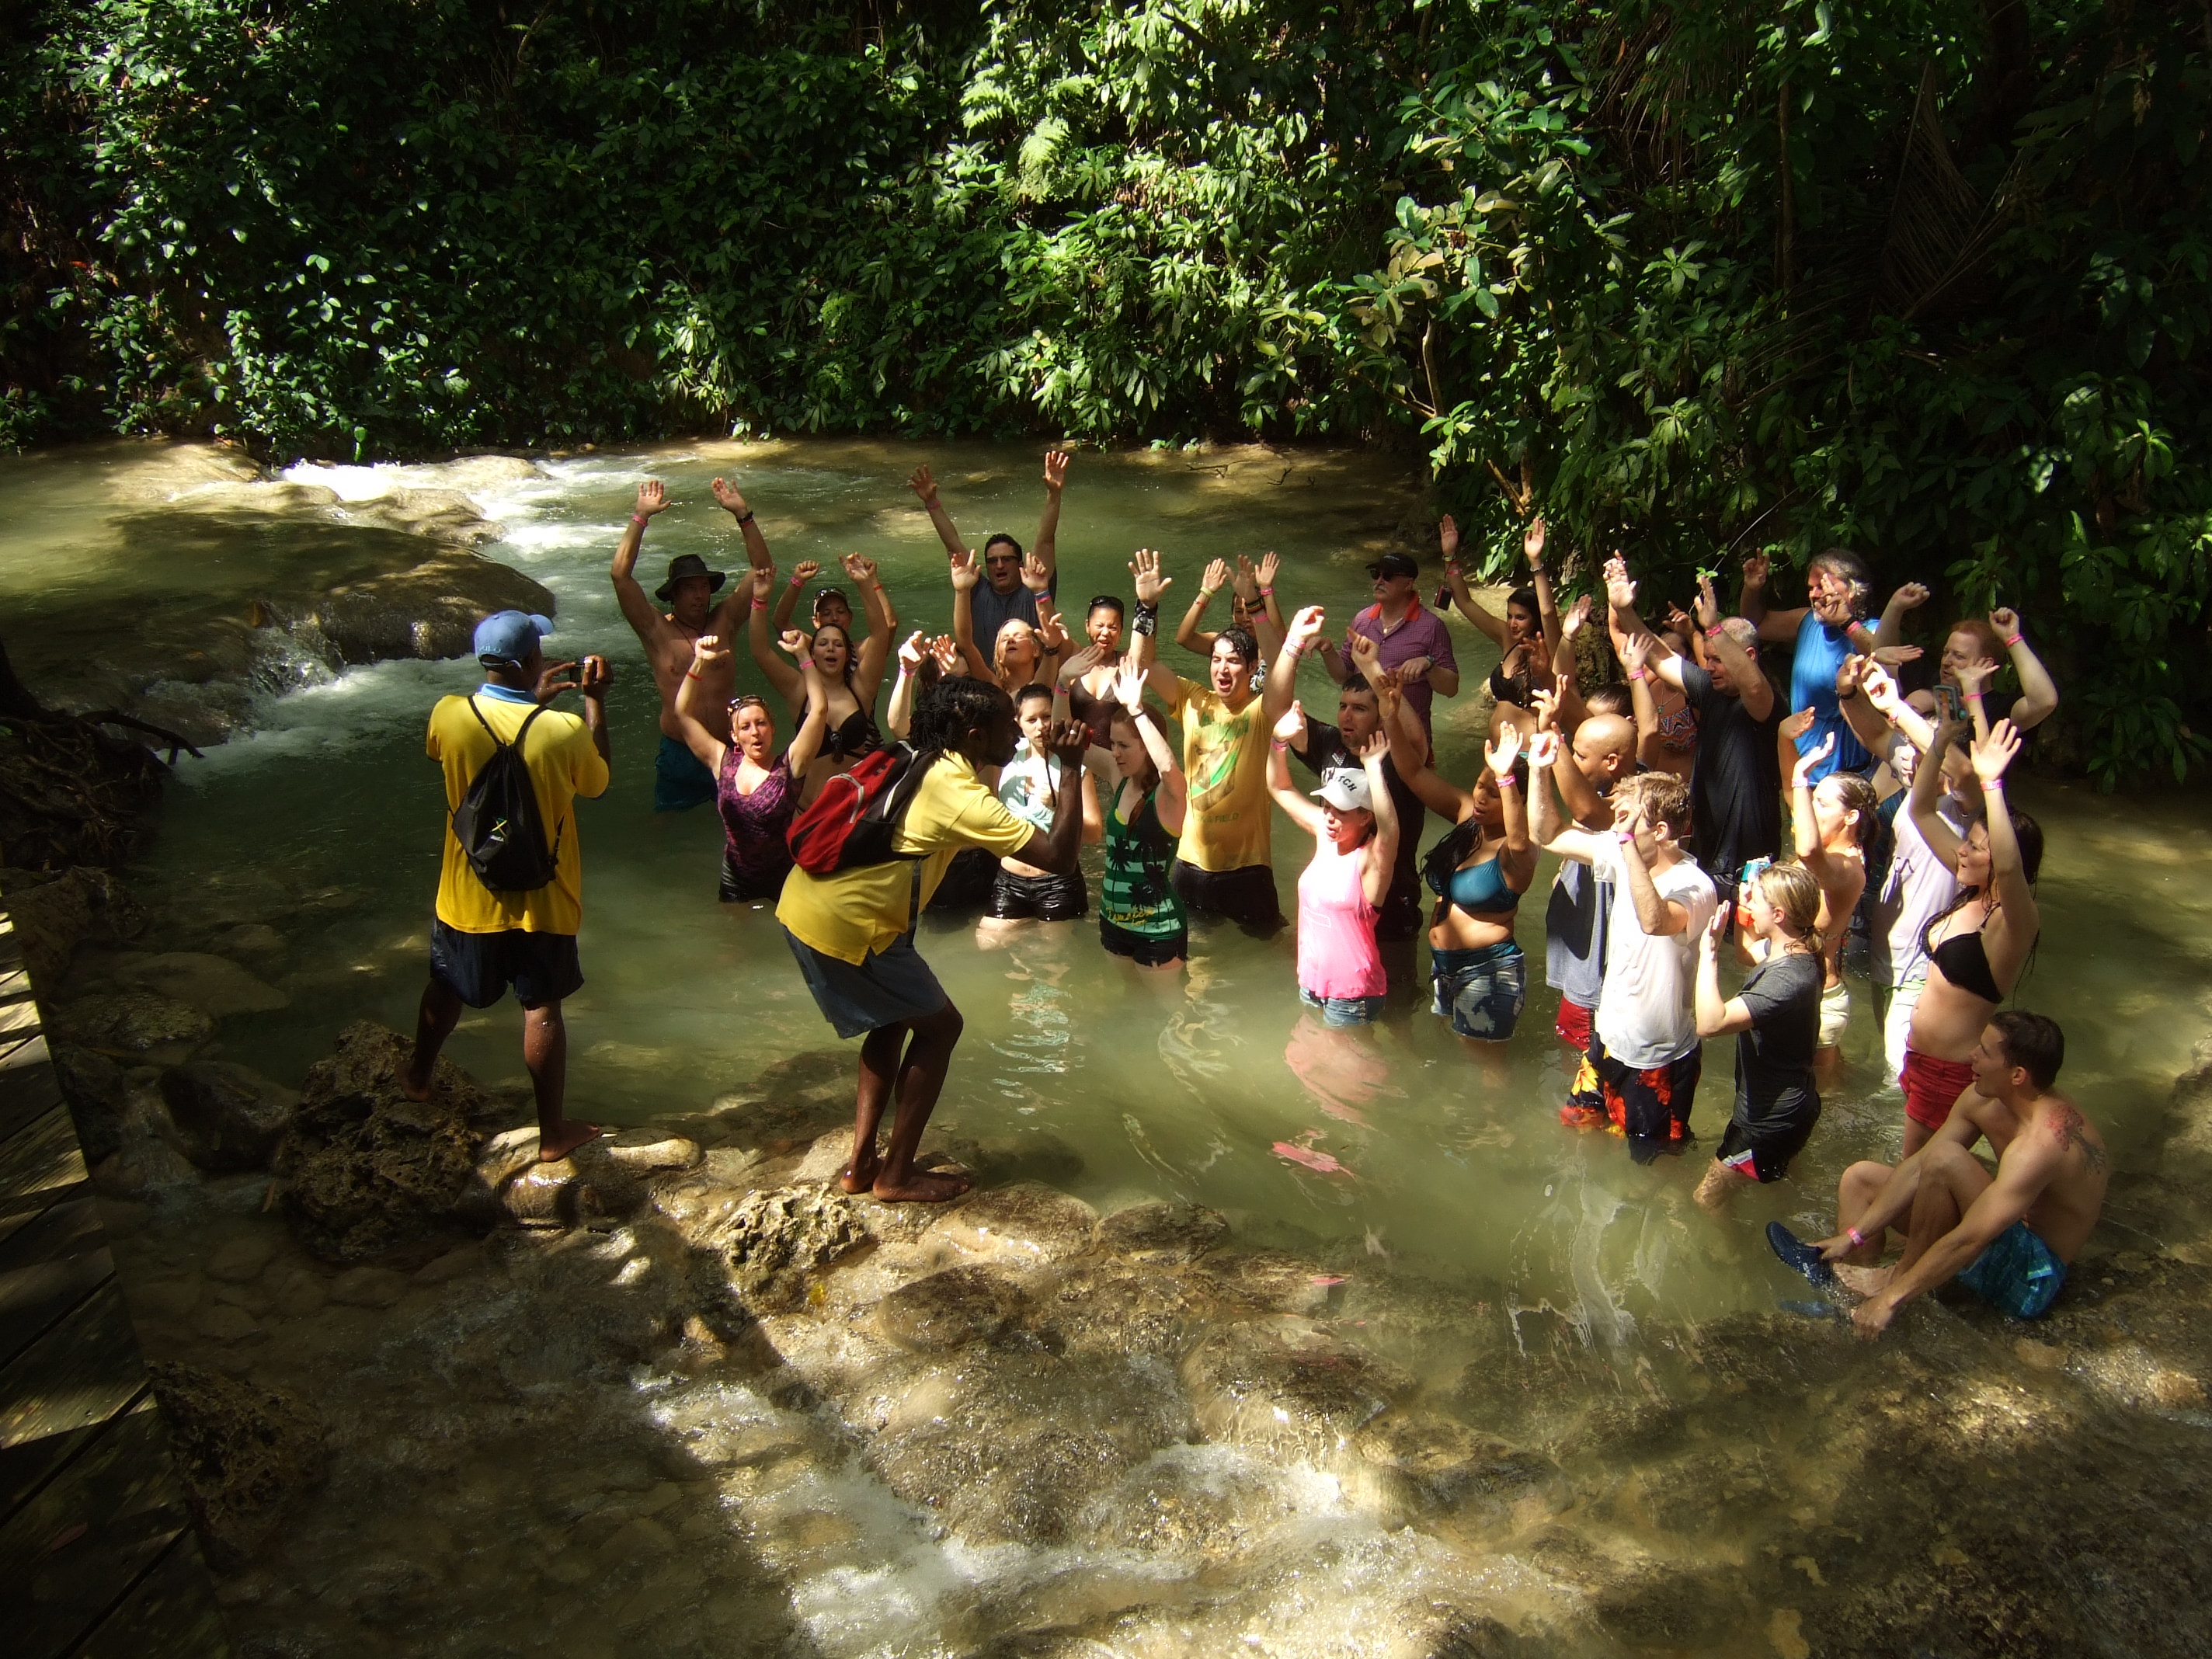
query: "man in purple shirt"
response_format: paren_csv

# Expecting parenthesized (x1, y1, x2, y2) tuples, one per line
(1318, 551, 1460, 740)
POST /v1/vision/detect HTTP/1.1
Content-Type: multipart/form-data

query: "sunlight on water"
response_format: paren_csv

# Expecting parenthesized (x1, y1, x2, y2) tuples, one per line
(24, 437, 2210, 1356)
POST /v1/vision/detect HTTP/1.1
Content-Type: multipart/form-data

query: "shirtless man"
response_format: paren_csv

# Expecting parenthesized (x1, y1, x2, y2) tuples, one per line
(609, 478, 766, 810)
(1778, 1011, 2106, 1337)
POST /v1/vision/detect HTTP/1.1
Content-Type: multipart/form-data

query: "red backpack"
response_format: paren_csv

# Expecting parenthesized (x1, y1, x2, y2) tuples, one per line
(786, 746, 940, 874)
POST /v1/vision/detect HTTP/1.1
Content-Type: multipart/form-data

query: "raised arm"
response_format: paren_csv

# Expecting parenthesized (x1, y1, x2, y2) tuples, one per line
(1842, 656, 1925, 770)
(1256, 551, 1286, 637)
(1354, 728, 1399, 909)
(1525, 516, 1563, 662)
(1115, 655, 1188, 836)
(1129, 548, 1171, 680)
(1908, 718, 1970, 867)
(1438, 514, 1510, 645)
(1974, 720, 2039, 974)
(1033, 450, 1066, 575)
(1528, 729, 1602, 863)
(1620, 631, 1665, 771)
(1990, 607, 2058, 731)
(1265, 705, 1326, 836)
(948, 546, 980, 659)
(672, 635, 734, 775)
(784, 656, 833, 778)
(771, 560, 818, 637)
(708, 476, 773, 572)
(1741, 551, 1807, 644)
(1791, 732, 1839, 871)
(1694, 906, 1757, 1036)
(610, 480, 675, 640)
(1707, 607, 1775, 722)
(842, 554, 896, 701)
(906, 464, 970, 561)
(885, 631, 928, 741)
(746, 568, 804, 703)
(1177, 558, 1230, 657)
(1873, 581, 1929, 649)
(1262, 605, 1323, 726)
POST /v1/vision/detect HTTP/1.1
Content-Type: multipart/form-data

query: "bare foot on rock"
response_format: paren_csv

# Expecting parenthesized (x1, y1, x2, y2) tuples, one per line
(871, 1167, 973, 1204)
(537, 1121, 603, 1163)
(840, 1147, 882, 1195)
(1835, 1261, 1893, 1299)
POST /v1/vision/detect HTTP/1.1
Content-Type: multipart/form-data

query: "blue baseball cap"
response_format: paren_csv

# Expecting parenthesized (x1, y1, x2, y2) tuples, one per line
(472, 610, 555, 662)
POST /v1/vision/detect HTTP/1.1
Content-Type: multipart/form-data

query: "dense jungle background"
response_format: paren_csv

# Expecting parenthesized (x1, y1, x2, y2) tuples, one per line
(2, 0, 2207, 784)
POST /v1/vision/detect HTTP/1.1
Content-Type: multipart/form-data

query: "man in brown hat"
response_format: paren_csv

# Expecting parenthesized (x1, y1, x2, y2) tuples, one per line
(610, 478, 760, 810)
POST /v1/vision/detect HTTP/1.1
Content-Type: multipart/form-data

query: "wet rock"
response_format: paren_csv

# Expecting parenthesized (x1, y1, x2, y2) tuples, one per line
(649, 1153, 765, 1248)
(1349, 1409, 1569, 1529)
(972, 1130, 1086, 1187)
(1177, 1316, 1414, 1460)
(1196, 1250, 1335, 1317)
(1591, 1566, 1752, 1650)
(329, 1266, 409, 1308)
(161, 1060, 299, 1170)
(876, 1265, 1029, 1351)
(149, 1360, 329, 1570)
(342, 486, 505, 548)
(193, 1303, 263, 1342)
(2, 866, 145, 984)
(113, 951, 290, 1017)
(264, 1264, 327, 1316)
(414, 1242, 485, 1284)
(273, 1021, 485, 1263)
(52, 1043, 129, 1162)
(311, 550, 558, 664)
(212, 922, 287, 961)
(1093, 1200, 1227, 1264)
(1041, 1259, 1208, 1357)
(467, 1126, 698, 1229)
(934, 1181, 1099, 1268)
(205, 1233, 280, 1282)
(722, 1186, 869, 1311)
(1082, 1444, 1312, 1560)
(54, 989, 214, 1053)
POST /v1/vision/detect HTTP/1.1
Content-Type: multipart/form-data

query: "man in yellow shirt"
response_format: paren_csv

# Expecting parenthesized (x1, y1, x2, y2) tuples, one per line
(778, 677, 1090, 1202)
(1142, 596, 1309, 933)
(402, 611, 612, 1163)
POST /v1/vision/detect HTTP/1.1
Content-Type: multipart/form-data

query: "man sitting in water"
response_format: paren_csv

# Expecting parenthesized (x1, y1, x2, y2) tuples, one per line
(404, 611, 610, 1163)
(1782, 1011, 2106, 1337)
(777, 677, 1090, 1202)
(608, 478, 765, 811)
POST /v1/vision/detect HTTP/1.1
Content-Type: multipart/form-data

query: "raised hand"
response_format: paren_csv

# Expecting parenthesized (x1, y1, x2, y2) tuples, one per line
(1664, 600, 1696, 640)
(1869, 644, 1924, 669)
(1043, 449, 1069, 492)
(948, 547, 980, 592)
(906, 464, 938, 504)
(1990, 606, 2022, 640)
(1531, 686, 1560, 731)
(1956, 656, 1998, 698)
(690, 633, 731, 669)
(1201, 557, 1231, 599)
(1058, 643, 1101, 680)
(1741, 551, 1772, 590)
(1021, 551, 1052, 593)
(1792, 731, 1836, 787)
(1345, 629, 1381, 676)
(1619, 631, 1650, 676)
(896, 630, 928, 672)
(1779, 708, 1815, 744)
(791, 559, 822, 585)
(1287, 603, 1327, 649)
(1889, 581, 1930, 612)
(1702, 900, 1731, 950)
(1604, 555, 1636, 612)
(777, 628, 812, 661)
(1483, 727, 1525, 778)
(1113, 655, 1148, 712)
(636, 480, 670, 517)
(1835, 653, 1866, 697)
(1371, 667, 1403, 725)
(840, 551, 878, 585)
(1256, 551, 1281, 593)
(708, 477, 747, 517)
(1970, 718, 2022, 785)
(1526, 729, 1561, 768)
(1273, 701, 1307, 745)
(1233, 554, 1261, 600)
(1130, 547, 1171, 605)
(1695, 570, 1722, 630)
(1438, 513, 1461, 565)
(1046, 719, 1090, 763)
(1563, 593, 1592, 639)
(750, 565, 774, 601)
(1524, 515, 1547, 569)
(1860, 660, 1904, 714)
(927, 634, 962, 676)
(1036, 604, 1069, 652)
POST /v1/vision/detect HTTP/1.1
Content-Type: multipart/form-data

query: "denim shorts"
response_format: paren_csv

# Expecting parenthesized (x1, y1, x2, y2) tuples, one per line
(1431, 941, 1526, 1041)
(1299, 986, 1386, 1028)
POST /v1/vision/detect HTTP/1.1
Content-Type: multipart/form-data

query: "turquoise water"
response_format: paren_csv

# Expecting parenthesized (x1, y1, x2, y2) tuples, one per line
(87, 436, 2212, 1351)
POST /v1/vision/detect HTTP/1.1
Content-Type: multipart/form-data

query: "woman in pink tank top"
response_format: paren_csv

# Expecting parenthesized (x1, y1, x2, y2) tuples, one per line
(1267, 704, 1400, 1026)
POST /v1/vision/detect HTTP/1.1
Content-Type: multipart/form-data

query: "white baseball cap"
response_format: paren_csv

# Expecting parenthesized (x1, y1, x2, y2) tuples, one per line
(1312, 767, 1372, 812)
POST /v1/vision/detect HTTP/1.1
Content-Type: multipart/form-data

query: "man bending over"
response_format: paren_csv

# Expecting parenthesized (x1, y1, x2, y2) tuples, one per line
(1786, 1011, 2106, 1336)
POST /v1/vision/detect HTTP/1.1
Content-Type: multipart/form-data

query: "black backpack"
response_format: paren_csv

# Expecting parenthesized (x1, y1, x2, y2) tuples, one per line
(451, 697, 561, 893)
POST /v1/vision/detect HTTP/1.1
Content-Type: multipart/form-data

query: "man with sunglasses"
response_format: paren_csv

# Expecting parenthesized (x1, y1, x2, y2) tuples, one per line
(909, 450, 1068, 642)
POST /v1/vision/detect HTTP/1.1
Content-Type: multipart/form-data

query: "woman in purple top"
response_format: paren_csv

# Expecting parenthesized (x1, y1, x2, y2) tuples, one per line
(674, 634, 831, 903)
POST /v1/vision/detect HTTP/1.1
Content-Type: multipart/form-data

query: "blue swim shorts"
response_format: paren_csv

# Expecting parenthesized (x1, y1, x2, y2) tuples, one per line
(654, 734, 718, 812)
(1957, 1219, 2068, 1320)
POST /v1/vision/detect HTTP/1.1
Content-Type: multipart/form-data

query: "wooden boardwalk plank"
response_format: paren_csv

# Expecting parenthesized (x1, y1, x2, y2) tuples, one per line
(0, 1032, 64, 1146)
(0, 1198, 113, 1371)
(0, 1107, 89, 1223)
(72, 1529, 232, 1659)
(0, 1399, 190, 1659)
(0, 1282, 148, 1458)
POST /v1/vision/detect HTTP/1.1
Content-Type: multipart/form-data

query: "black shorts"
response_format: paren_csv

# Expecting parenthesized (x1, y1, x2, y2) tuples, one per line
(989, 868, 1088, 922)
(1169, 859, 1284, 931)
(430, 919, 583, 1009)
(1715, 1115, 1818, 1184)
(718, 847, 790, 905)
(1100, 916, 1188, 967)
(927, 847, 999, 914)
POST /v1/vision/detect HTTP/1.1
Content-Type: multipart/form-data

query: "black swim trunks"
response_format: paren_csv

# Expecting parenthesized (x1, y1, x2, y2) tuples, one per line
(1170, 859, 1284, 933)
(1101, 915, 1188, 967)
(1715, 1115, 1816, 1184)
(989, 868, 1088, 923)
(430, 918, 583, 1008)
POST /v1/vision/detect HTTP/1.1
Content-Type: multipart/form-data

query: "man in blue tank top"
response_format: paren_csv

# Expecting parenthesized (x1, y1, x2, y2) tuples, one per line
(1738, 548, 1915, 783)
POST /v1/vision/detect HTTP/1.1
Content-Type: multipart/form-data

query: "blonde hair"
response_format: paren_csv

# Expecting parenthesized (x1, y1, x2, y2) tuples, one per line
(993, 619, 1041, 680)
(1758, 863, 1823, 938)
(1615, 770, 1692, 840)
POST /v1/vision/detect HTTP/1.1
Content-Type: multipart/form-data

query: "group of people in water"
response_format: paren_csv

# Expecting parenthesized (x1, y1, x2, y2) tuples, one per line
(404, 450, 2108, 1340)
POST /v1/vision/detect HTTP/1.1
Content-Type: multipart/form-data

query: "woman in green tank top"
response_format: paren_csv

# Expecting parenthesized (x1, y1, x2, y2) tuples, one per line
(1097, 661, 1189, 969)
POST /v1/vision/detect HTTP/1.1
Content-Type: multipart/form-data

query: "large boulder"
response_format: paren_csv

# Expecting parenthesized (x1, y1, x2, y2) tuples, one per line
(1177, 1316, 1414, 1462)
(931, 1181, 1099, 1268)
(113, 951, 289, 1017)
(721, 1186, 869, 1311)
(875, 1265, 1029, 1352)
(1093, 1200, 1228, 1264)
(51, 1043, 129, 1162)
(54, 989, 214, 1053)
(465, 1126, 702, 1229)
(148, 1360, 329, 1570)
(310, 551, 558, 664)
(161, 1059, 299, 1171)
(273, 1020, 488, 1262)
(2, 866, 147, 986)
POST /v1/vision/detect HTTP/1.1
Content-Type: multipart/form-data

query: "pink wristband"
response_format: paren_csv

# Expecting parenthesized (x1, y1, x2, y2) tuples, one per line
(788, 573, 805, 587)
(629, 513, 649, 528)
(1847, 1226, 1866, 1248)
(2003, 633, 2023, 648)
(1260, 586, 1275, 596)
(751, 598, 767, 611)
(1627, 668, 1647, 682)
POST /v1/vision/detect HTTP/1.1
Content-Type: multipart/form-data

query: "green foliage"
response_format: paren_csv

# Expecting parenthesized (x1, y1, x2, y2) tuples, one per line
(4, 0, 2210, 784)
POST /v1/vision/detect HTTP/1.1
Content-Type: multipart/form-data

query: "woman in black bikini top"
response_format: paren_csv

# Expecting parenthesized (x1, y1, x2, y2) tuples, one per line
(1436, 513, 1558, 711)
(746, 559, 892, 782)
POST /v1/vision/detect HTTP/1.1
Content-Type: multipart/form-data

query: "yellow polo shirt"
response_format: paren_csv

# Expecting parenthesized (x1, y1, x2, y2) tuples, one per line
(1164, 676, 1271, 871)
(426, 691, 610, 935)
(777, 753, 1037, 963)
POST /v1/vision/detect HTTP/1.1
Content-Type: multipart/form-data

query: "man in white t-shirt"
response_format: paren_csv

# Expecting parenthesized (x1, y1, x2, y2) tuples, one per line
(1532, 756, 1718, 1159)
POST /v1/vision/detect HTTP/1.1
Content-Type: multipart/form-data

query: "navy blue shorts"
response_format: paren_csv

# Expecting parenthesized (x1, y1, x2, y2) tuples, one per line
(654, 734, 717, 812)
(430, 919, 583, 1008)
(783, 928, 950, 1040)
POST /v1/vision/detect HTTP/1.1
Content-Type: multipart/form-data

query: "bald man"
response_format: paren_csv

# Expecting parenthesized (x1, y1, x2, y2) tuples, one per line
(1538, 706, 1638, 1122)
